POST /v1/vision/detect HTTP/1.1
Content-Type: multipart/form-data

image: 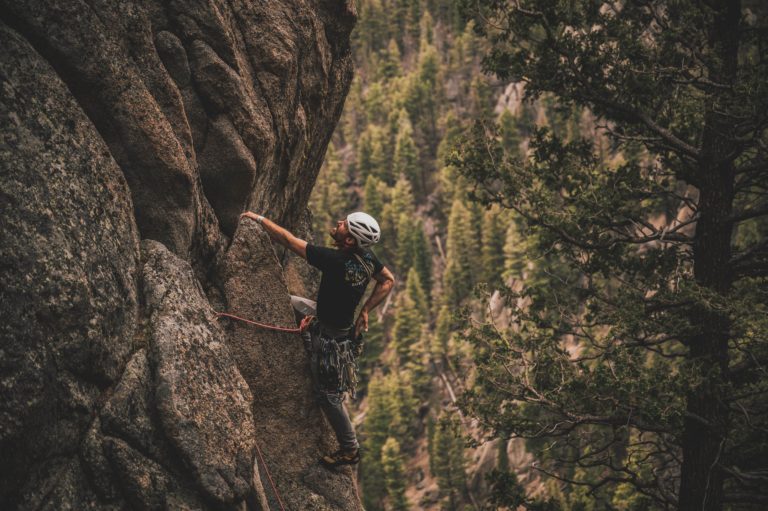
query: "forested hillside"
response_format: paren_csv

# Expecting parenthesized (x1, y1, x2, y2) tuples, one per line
(309, 1, 768, 510)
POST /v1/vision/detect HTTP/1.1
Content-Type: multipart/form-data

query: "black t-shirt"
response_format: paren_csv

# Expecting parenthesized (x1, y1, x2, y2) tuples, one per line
(306, 244, 384, 329)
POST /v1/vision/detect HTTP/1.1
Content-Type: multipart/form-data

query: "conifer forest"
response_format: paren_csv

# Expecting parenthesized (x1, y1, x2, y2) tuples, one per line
(309, 1, 768, 510)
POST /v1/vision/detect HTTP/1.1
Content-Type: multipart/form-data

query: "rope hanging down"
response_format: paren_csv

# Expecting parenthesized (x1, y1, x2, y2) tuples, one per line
(254, 441, 287, 511)
(216, 312, 313, 333)
(215, 311, 312, 511)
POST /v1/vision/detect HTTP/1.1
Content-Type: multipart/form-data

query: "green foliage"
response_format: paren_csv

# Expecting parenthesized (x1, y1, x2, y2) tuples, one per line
(484, 469, 527, 510)
(392, 281, 423, 361)
(362, 370, 417, 509)
(357, 312, 386, 389)
(353, 0, 390, 56)
(357, 125, 390, 182)
(342, 78, 365, 145)
(381, 437, 410, 510)
(498, 108, 523, 157)
(395, 213, 415, 272)
(393, 109, 423, 196)
(403, 42, 441, 157)
(363, 174, 386, 223)
(432, 305, 453, 358)
(376, 39, 402, 82)
(480, 206, 506, 286)
(419, 9, 434, 49)
(431, 412, 467, 510)
(410, 220, 433, 299)
(405, 267, 429, 318)
(378, 176, 416, 265)
(442, 198, 475, 307)
(455, 1, 768, 506)
(363, 82, 391, 127)
(309, 144, 347, 245)
(470, 75, 494, 120)
(317, 1, 768, 508)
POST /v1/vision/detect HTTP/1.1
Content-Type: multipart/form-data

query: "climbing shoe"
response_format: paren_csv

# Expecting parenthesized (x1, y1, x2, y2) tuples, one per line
(320, 448, 360, 468)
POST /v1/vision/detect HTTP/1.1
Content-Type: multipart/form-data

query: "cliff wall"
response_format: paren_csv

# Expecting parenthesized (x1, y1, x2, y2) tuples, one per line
(0, 1, 358, 508)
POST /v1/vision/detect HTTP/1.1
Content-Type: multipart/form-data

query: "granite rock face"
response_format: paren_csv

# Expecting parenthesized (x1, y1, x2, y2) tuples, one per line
(218, 221, 363, 511)
(0, 22, 140, 506)
(0, 0, 356, 508)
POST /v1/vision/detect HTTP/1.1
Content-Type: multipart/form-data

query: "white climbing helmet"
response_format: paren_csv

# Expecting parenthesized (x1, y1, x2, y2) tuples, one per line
(346, 212, 381, 248)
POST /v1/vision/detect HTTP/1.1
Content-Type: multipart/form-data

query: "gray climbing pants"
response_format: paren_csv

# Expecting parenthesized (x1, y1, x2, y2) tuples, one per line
(305, 324, 359, 451)
(310, 352, 359, 451)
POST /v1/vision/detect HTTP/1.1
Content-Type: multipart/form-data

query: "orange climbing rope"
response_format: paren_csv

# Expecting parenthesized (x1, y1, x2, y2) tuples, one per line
(216, 312, 313, 333)
(216, 311, 313, 510)
(255, 441, 287, 511)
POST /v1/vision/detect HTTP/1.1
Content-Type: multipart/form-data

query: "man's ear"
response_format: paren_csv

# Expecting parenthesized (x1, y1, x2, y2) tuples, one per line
(344, 236, 357, 248)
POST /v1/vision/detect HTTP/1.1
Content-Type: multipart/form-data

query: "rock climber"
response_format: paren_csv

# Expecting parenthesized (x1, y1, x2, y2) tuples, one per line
(239, 210, 395, 468)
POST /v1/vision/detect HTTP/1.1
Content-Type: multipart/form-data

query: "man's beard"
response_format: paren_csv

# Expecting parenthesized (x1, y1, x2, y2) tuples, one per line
(330, 227, 344, 245)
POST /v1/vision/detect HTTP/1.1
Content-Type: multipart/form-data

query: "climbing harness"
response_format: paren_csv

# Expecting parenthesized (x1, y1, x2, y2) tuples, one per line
(216, 312, 313, 333)
(308, 320, 361, 398)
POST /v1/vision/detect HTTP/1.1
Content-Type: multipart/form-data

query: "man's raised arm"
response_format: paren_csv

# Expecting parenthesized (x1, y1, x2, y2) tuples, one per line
(240, 212, 308, 259)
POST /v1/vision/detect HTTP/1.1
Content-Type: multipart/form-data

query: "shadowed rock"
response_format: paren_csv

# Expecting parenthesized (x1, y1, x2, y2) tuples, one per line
(143, 239, 258, 507)
(0, 21, 139, 505)
(1, 0, 356, 507)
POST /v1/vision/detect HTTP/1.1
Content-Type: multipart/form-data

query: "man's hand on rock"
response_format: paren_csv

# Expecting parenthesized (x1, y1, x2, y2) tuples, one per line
(240, 212, 264, 224)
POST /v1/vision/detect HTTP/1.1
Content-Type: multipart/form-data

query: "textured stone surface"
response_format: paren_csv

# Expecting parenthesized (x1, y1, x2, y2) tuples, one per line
(143, 239, 258, 507)
(219, 220, 363, 511)
(0, 0, 355, 260)
(1, 0, 356, 507)
(0, 21, 139, 505)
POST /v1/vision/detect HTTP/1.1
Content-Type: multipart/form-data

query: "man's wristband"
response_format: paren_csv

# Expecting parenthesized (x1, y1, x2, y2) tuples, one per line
(255, 214, 264, 224)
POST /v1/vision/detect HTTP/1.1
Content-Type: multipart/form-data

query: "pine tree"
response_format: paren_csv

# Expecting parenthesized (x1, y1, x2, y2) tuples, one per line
(361, 373, 391, 509)
(502, 217, 526, 281)
(362, 371, 410, 510)
(392, 109, 423, 196)
(342, 77, 365, 146)
(391, 288, 422, 361)
(432, 305, 452, 359)
(459, 2, 768, 506)
(364, 82, 390, 126)
(357, 312, 386, 388)
(419, 9, 434, 49)
(406, 0, 421, 45)
(363, 175, 384, 221)
(376, 38, 402, 82)
(403, 42, 440, 157)
(358, 123, 392, 182)
(390, 174, 416, 217)
(480, 206, 506, 286)
(356, 128, 374, 179)
(395, 213, 414, 273)
(405, 267, 428, 319)
(353, 0, 390, 56)
(381, 437, 409, 511)
(409, 219, 433, 300)
(442, 198, 474, 308)
(391, 370, 418, 436)
(498, 108, 523, 158)
(431, 413, 466, 510)
(470, 75, 494, 120)
(309, 143, 347, 244)
(370, 144, 391, 187)
(379, 176, 415, 263)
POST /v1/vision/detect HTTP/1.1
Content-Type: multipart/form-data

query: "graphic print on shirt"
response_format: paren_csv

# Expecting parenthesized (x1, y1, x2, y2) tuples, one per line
(344, 259, 369, 287)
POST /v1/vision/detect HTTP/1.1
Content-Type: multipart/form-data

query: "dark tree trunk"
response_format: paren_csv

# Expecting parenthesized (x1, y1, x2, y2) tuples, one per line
(678, 2, 740, 510)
